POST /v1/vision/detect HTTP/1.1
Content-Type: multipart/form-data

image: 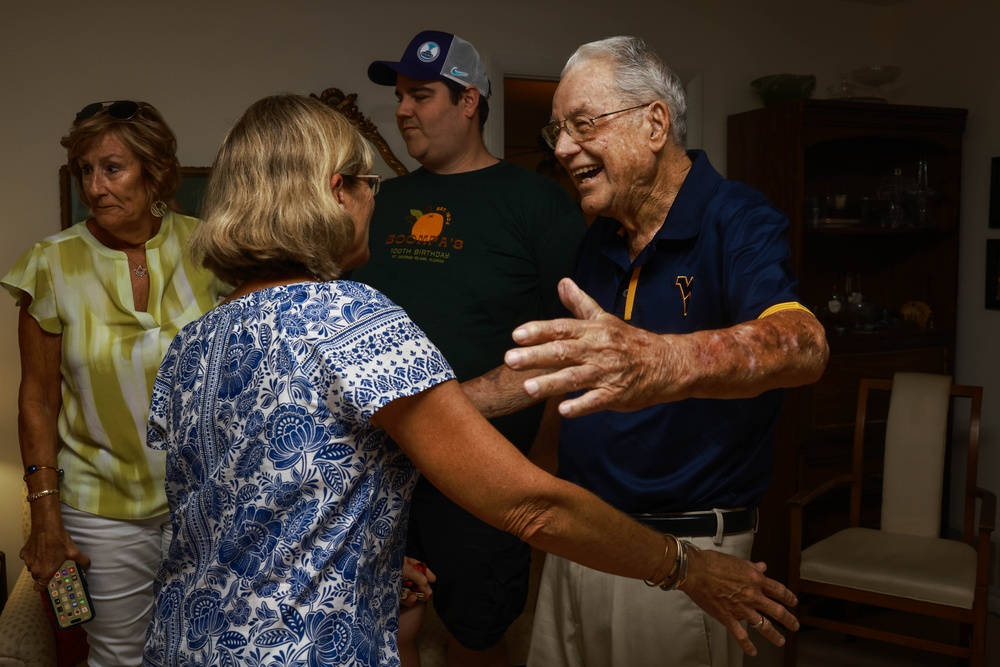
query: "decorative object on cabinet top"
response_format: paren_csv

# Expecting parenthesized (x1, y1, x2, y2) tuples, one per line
(849, 65, 902, 102)
(750, 74, 816, 106)
(827, 72, 884, 103)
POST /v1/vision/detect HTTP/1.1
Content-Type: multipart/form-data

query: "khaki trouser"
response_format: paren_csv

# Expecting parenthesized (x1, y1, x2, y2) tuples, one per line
(527, 530, 755, 667)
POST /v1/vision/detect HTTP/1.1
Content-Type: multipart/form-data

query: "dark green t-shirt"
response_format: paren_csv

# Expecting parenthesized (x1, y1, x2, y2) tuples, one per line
(353, 160, 586, 451)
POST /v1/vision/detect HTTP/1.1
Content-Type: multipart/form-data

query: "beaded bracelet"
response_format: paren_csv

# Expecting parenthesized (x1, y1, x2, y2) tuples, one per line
(23, 465, 65, 481)
(26, 488, 60, 502)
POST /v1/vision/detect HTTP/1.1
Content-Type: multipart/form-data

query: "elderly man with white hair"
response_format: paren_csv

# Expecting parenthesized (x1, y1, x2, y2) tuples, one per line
(505, 36, 829, 667)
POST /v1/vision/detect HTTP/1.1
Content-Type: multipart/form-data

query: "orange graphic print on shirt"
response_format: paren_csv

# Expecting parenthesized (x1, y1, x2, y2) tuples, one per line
(382, 206, 463, 265)
(411, 209, 445, 240)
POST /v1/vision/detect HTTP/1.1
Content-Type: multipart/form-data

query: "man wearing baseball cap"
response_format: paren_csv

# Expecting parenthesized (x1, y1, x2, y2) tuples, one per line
(368, 30, 492, 100)
(354, 30, 586, 667)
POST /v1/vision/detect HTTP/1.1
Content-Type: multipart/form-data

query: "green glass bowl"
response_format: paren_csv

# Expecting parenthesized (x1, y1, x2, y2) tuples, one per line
(751, 74, 817, 106)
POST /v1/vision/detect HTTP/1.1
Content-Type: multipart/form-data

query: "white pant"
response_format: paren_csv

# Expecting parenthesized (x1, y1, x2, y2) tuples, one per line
(60, 505, 170, 667)
(527, 531, 755, 667)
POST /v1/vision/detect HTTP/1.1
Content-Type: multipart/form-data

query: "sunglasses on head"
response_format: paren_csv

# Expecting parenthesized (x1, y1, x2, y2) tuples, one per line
(75, 100, 141, 122)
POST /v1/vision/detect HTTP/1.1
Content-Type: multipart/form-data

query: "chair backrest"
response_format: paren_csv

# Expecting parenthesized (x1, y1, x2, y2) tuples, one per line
(880, 372, 953, 537)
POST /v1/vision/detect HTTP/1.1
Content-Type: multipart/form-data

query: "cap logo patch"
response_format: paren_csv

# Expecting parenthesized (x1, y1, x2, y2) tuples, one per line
(450, 67, 468, 78)
(417, 41, 441, 62)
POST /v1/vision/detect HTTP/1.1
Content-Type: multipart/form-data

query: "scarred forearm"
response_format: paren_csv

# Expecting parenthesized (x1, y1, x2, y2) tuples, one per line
(659, 308, 829, 401)
(506, 279, 829, 417)
(460, 363, 545, 419)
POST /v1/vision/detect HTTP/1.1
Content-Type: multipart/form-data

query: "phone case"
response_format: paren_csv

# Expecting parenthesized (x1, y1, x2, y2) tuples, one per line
(46, 560, 95, 629)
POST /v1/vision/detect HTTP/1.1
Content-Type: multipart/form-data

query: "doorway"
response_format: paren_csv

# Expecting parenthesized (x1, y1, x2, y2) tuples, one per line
(502, 76, 581, 210)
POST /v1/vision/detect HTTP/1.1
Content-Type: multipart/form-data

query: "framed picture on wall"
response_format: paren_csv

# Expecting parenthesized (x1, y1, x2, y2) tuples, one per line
(59, 165, 211, 229)
(990, 157, 1000, 228)
(987, 239, 1000, 309)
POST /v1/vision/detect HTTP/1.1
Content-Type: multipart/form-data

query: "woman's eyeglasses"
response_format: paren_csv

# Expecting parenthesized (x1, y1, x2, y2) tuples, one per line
(75, 100, 141, 122)
(349, 174, 381, 196)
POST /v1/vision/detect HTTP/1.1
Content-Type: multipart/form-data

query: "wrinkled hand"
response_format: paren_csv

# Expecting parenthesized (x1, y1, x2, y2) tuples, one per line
(681, 547, 799, 657)
(20, 524, 89, 590)
(505, 278, 682, 417)
(400, 557, 436, 608)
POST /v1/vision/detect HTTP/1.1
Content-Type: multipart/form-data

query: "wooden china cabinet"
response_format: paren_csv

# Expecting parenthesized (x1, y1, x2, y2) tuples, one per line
(726, 100, 967, 581)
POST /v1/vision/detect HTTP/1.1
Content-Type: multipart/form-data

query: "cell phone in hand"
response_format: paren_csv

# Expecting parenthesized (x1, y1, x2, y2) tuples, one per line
(46, 560, 95, 629)
(402, 560, 427, 600)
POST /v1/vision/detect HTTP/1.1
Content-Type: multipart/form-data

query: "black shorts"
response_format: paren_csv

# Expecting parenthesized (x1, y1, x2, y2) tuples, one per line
(406, 478, 532, 650)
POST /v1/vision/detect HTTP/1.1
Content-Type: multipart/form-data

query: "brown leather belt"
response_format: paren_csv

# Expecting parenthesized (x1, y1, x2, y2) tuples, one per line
(630, 508, 758, 538)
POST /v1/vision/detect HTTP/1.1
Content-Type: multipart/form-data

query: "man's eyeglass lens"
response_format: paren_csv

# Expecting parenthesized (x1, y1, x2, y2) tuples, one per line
(75, 101, 140, 122)
(542, 103, 651, 150)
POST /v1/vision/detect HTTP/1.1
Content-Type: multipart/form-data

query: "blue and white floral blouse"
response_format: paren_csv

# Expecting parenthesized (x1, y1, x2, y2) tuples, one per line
(143, 281, 454, 667)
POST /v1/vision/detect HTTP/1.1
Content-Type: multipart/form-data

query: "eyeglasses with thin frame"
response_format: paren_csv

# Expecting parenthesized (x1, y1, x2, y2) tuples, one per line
(348, 174, 381, 196)
(75, 100, 141, 122)
(541, 102, 652, 150)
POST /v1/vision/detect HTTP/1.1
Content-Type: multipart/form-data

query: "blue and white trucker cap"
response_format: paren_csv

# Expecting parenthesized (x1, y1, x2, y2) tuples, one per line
(368, 30, 491, 98)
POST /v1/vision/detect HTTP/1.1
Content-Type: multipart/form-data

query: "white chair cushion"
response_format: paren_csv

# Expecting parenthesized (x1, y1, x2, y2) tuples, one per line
(800, 526, 976, 608)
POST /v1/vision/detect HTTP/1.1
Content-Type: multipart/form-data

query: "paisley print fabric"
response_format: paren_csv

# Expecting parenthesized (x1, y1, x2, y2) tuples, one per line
(143, 281, 454, 667)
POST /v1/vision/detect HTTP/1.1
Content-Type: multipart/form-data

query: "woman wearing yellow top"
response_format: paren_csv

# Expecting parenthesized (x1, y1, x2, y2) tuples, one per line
(1, 100, 229, 666)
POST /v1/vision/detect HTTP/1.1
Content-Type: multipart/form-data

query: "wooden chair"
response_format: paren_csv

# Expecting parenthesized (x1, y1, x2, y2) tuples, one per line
(785, 372, 994, 666)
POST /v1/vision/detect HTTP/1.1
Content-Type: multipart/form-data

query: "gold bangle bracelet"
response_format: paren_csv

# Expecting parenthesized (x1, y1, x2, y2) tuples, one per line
(669, 540, 699, 591)
(643, 534, 680, 588)
(26, 488, 60, 502)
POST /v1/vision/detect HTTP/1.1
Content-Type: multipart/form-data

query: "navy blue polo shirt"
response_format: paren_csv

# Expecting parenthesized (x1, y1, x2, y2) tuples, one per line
(559, 150, 805, 513)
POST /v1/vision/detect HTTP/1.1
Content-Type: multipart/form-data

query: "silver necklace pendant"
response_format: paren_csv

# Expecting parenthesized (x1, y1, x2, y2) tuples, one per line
(134, 264, 148, 278)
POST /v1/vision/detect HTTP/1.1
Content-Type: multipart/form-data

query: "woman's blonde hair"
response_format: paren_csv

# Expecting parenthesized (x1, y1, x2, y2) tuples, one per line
(192, 94, 375, 284)
(61, 101, 181, 206)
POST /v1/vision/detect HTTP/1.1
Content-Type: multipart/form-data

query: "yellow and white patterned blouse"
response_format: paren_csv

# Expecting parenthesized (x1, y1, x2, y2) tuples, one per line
(2, 211, 229, 519)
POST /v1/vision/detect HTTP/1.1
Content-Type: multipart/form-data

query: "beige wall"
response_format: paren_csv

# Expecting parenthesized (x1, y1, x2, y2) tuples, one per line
(890, 0, 1000, 612)
(1, 0, 994, 608)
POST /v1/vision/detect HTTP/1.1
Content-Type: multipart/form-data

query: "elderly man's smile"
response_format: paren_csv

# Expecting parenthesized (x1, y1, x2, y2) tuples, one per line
(572, 164, 604, 182)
